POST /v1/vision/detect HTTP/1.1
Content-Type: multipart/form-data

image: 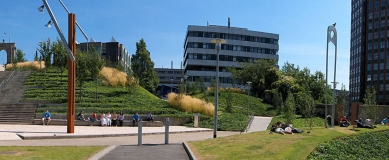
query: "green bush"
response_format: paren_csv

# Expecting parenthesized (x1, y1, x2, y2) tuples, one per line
(307, 130, 389, 160)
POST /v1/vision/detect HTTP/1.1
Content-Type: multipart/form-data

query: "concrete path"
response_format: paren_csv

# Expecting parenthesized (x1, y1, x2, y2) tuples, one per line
(0, 116, 273, 159)
(247, 116, 273, 133)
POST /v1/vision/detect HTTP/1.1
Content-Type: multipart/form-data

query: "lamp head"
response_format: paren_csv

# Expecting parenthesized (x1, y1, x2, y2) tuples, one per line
(45, 20, 52, 28)
(38, 5, 45, 13)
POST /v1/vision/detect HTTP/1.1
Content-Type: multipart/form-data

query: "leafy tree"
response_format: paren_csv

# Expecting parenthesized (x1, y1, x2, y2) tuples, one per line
(75, 49, 90, 101)
(51, 38, 67, 84)
(225, 88, 233, 113)
(229, 59, 276, 98)
(34, 50, 39, 61)
(284, 92, 295, 124)
(272, 91, 283, 115)
(87, 46, 105, 102)
(336, 84, 347, 122)
(15, 49, 27, 62)
(37, 38, 52, 74)
(131, 39, 159, 92)
(363, 87, 378, 125)
(296, 92, 316, 130)
(178, 80, 186, 97)
(198, 76, 206, 93)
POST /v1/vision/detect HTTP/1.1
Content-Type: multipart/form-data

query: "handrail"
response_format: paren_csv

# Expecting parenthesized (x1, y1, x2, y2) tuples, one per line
(240, 114, 254, 134)
(0, 70, 16, 92)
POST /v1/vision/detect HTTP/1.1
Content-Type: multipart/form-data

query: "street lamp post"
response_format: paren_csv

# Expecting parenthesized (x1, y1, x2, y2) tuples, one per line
(211, 38, 226, 138)
(170, 78, 174, 93)
(247, 81, 252, 116)
(39, 0, 78, 133)
(325, 23, 337, 128)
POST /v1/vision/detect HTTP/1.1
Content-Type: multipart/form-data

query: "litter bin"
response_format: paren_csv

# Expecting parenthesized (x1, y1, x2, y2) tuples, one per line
(194, 113, 199, 128)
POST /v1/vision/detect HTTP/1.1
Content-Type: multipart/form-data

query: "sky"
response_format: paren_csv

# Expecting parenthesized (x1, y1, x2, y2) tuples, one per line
(0, 0, 350, 89)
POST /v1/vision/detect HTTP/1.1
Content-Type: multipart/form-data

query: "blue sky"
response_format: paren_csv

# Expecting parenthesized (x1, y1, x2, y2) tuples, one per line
(0, 0, 350, 89)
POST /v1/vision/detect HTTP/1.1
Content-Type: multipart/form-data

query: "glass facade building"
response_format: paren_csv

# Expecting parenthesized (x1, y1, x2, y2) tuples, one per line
(350, 0, 389, 104)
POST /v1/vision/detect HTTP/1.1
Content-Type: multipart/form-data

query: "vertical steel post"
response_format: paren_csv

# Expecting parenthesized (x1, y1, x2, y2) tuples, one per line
(67, 13, 76, 133)
(138, 120, 142, 145)
(165, 118, 169, 144)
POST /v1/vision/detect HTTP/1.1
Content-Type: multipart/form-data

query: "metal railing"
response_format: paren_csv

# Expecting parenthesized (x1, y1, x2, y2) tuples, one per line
(240, 113, 254, 134)
(0, 70, 16, 94)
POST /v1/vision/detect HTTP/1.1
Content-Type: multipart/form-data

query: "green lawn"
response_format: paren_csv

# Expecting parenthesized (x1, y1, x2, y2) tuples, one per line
(187, 126, 389, 160)
(0, 146, 105, 160)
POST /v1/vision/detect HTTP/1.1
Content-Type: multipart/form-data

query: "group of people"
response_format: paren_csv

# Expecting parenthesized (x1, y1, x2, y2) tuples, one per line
(337, 115, 389, 129)
(76, 111, 154, 127)
(270, 122, 304, 135)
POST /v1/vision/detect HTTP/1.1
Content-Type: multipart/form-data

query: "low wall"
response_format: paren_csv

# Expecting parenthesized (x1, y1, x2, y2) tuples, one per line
(35, 114, 190, 126)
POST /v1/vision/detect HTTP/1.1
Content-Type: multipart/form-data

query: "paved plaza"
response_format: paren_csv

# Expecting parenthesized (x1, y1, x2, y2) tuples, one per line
(0, 116, 272, 159)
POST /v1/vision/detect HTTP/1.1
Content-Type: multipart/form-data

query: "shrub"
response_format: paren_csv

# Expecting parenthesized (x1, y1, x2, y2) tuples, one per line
(307, 130, 389, 160)
(167, 93, 214, 116)
(6, 61, 45, 70)
(99, 67, 127, 87)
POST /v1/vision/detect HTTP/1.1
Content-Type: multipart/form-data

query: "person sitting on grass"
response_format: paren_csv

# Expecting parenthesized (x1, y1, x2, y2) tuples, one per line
(41, 110, 51, 126)
(339, 116, 350, 127)
(132, 112, 140, 127)
(381, 117, 388, 126)
(353, 119, 374, 129)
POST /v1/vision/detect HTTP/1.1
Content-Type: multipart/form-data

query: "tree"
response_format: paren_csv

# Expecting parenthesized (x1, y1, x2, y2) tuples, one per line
(296, 92, 316, 130)
(336, 84, 347, 122)
(225, 88, 233, 113)
(272, 91, 283, 115)
(284, 92, 295, 124)
(131, 39, 159, 92)
(198, 76, 206, 93)
(87, 46, 105, 102)
(229, 59, 276, 98)
(51, 39, 67, 84)
(34, 50, 39, 61)
(37, 38, 52, 74)
(75, 49, 90, 102)
(16, 49, 27, 63)
(363, 87, 378, 125)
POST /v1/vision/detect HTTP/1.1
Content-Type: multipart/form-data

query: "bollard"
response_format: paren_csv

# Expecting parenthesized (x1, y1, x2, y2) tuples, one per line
(138, 120, 142, 146)
(165, 117, 169, 144)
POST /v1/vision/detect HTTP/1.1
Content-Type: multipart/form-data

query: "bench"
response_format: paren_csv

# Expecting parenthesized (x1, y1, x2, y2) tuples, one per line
(32, 119, 164, 127)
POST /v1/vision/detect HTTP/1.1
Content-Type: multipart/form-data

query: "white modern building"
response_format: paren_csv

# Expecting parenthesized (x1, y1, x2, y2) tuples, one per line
(183, 22, 279, 87)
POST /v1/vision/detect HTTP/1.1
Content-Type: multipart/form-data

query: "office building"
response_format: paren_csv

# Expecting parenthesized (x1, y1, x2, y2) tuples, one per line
(154, 67, 184, 97)
(349, 0, 389, 104)
(183, 21, 279, 88)
(78, 41, 131, 73)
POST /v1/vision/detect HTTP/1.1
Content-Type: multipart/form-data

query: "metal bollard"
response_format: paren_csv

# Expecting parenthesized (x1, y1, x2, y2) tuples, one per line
(138, 120, 142, 146)
(165, 118, 169, 144)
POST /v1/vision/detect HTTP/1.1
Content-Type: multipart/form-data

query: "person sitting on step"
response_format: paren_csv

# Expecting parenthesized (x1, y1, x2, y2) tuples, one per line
(41, 110, 51, 126)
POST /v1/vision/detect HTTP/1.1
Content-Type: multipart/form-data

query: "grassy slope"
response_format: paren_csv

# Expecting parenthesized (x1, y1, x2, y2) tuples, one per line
(193, 92, 271, 116)
(23, 70, 185, 115)
(0, 146, 105, 160)
(188, 126, 389, 160)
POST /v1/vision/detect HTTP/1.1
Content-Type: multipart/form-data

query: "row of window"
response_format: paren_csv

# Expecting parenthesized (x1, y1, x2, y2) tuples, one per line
(188, 66, 230, 72)
(368, 0, 389, 10)
(188, 76, 233, 84)
(187, 31, 278, 45)
(186, 53, 256, 62)
(186, 42, 278, 55)
(157, 71, 183, 75)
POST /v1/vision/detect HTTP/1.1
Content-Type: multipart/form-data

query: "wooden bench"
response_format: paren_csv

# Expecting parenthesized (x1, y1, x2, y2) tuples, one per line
(32, 119, 163, 127)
